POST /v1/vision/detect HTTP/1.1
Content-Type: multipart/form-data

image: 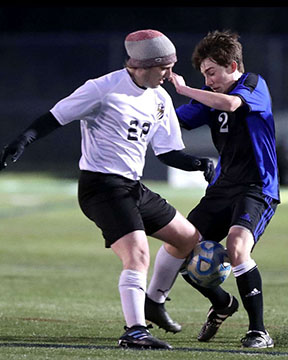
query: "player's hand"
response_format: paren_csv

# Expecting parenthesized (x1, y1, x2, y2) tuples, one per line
(0, 136, 27, 170)
(170, 72, 186, 94)
(193, 158, 215, 183)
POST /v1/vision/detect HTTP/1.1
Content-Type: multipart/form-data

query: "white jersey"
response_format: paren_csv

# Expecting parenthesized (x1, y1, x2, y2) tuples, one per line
(50, 68, 184, 180)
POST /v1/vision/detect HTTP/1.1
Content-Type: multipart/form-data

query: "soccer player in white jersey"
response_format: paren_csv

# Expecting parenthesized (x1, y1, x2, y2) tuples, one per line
(0, 29, 215, 350)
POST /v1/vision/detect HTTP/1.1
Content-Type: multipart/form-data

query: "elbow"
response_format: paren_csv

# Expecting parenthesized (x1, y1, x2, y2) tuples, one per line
(226, 96, 242, 112)
(228, 102, 241, 112)
(216, 99, 241, 112)
(226, 104, 238, 112)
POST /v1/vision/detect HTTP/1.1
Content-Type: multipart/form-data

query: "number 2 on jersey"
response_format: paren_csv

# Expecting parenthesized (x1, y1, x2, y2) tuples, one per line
(218, 112, 229, 133)
(128, 120, 151, 141)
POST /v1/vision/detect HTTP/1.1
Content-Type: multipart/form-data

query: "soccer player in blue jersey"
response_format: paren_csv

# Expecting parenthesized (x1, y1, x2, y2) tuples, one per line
(145, 30, 280, 348)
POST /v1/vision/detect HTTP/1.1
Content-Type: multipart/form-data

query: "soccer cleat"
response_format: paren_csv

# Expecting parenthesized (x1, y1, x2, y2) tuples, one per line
(145, 296, 182, 333)
(118, 324, 173, 350)
(198, 295, 239, 342)
(241, 330, 274, 348)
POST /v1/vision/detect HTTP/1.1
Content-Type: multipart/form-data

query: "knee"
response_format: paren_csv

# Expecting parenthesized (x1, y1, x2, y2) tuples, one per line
(165, 232, 200, 259)
(180, 228, 201, 255)
(227, 245, 247, 267)
(226, 226, 254, 267)
(123, 248, 150, 273)
(227, 239, 254, 267)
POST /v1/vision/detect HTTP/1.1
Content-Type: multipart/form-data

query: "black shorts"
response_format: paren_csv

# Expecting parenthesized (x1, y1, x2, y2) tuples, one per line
(187, 183, 278, 245)
(78, 171, 176, 248)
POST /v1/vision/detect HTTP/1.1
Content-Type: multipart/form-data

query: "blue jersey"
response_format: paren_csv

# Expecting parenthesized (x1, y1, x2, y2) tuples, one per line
(176, 73, 280, 201)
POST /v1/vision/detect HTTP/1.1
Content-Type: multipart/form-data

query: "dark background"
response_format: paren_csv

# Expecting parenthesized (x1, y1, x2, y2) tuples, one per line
(1, 6, 288, 35)
(0, 6, 287, 183)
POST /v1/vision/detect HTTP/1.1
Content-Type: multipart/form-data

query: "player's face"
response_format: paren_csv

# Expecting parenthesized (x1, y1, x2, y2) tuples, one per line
(200, 58, 235, 93)
(139, 63, 175, 88)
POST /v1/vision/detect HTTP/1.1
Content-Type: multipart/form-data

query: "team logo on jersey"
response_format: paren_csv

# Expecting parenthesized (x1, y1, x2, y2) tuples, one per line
(156, 103, 165, 120)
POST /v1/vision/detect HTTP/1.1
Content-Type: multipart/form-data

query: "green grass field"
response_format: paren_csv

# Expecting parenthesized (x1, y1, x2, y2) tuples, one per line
(0, 173, 287, 359)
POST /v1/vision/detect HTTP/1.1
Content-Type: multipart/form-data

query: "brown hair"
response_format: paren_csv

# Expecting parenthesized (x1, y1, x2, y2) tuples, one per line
(192, 30, 245, 73)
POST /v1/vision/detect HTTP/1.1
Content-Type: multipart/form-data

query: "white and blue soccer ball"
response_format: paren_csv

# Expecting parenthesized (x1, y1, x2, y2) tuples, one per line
(185, 240, 231, 288)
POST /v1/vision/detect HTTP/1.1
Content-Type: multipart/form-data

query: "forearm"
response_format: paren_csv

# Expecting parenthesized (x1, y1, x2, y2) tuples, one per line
(175, 86, 241, 112)
(157, 150, 204, 171)
(157, 150, 215, 183)
(20, 111, 62, 144)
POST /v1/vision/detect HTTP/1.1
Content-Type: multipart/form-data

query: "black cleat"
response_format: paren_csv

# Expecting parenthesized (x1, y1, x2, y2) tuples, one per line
(145, 296, 181, 333)
(198, 295, 239, 342)
(241, 330, 274, 348)
(118, 325, 173, 350)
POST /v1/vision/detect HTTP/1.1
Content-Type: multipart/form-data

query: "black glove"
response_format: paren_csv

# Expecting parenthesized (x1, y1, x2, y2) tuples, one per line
(0, 131, 35, 170)
(193, 158, 215, 183)
(157, 150, 215, 183)
(0, 112, 62, 171)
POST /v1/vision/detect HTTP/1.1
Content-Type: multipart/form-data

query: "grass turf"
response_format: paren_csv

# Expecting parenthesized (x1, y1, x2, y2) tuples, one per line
(0, 173, 287, 359)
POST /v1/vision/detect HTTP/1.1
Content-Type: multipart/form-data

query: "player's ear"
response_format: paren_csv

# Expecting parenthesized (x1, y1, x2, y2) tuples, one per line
(229, 60, 238, 73)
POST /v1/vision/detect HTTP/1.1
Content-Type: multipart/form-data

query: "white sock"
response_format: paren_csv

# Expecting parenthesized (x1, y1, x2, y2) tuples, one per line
(232, 259, 257, 277)
(118, 269, 147, 328)
(147, 245, 186, 303)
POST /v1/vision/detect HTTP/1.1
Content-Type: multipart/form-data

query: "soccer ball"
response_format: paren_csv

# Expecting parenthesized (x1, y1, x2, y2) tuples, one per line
(185, 240, 231, 288)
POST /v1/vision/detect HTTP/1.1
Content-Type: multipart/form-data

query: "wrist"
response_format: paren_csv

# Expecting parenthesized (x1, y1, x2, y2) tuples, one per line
(192, 157, 202, 170)
(176, 85, 187, 96)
